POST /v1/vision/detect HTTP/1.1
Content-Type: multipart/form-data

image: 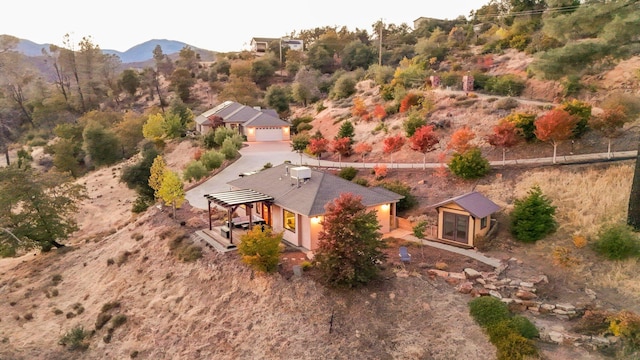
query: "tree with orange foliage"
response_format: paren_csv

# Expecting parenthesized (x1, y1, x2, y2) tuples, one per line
(351, 97, 369, 120)
(487, 121, 521, 166)
(409, 125, 439, 169)
(399, 92, 420, 113)
(383, 135, 405, 168)
(331, 137, 351, 168)
(373, 104, 387, 121)
(308, 137, 330, 166)
(447, 126, 476, 154)
(534, 108, 578, 164)
(354, 142, 373, 168)
(589, 105, 629, 159)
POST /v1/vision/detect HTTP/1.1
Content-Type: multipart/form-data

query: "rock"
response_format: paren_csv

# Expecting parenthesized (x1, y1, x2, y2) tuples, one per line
(370, 293, 377, 299)
(585, 288, 597, 299)
(483, 284, 497, 290)
(458, 282, 474, 294)
(501, 298, 515, 304)
(515, 289, 537, 300)
(531, 274, 549, 284)
(556, 303, 576, 312)
(519, 281, 534, 288)
(448, 272, 466, 280)
(417, 262, 430, 269)
(476, 278, 486, 285)
(540, 304, 556, 313)
(548, 331, 564, 344)
(427, 269, 449, 278)
(463, 268, 482, 279)
(422, 302, 431, 311)
(396, 270, 410, 278)
(445, 277, 461, 285)
(489, 290, 502, 299)
(389, 293, 396, 300)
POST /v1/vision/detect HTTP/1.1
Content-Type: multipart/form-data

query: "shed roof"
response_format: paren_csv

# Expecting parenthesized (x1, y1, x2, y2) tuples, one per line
(431, 191, 501, 218)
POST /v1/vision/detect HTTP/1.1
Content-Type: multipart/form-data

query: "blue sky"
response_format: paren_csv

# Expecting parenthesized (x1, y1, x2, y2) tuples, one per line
(1, 0, 490, 52)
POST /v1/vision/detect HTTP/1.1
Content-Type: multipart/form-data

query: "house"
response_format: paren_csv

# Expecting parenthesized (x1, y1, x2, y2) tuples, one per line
(250, 37, 304, 54)
(195, 101, 291, 142)
(205, 163, 403, 253)
(430, 191, 501, 248)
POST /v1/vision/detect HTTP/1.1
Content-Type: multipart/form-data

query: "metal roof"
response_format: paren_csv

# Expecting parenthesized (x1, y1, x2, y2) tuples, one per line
(204, 189, 274, 208)
(430, 191, 501, 218)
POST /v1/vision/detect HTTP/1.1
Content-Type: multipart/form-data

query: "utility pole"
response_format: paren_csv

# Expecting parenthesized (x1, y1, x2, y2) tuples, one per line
(378, 19, 383, 66)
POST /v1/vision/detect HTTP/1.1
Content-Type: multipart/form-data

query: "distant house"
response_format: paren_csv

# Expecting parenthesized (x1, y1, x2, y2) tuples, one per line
(195, 101, 291, 142)
(205, 164, 403, 252)
(430, 192, 501, 248)
(250, 37, 304, 54)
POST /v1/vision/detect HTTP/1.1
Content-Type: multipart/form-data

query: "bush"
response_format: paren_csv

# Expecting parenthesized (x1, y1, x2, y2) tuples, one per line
(509, 315, 539, 339)
(468, 296, 511, 327)
(510, 185, 557, 242)
(377, 180, 417, 212)
(59, 325, 90, 351)
(592, 224, 640, 260)
(200, 150, 225, 170)
(111, 314, 128, 328)
(338, 166, 357, 181)
(183, 160, 208, 182)
(448, 148, 490, 180)
(238, 227, 283, 273)
(484, 74, 526, 96)
(494, 331, 538, 360)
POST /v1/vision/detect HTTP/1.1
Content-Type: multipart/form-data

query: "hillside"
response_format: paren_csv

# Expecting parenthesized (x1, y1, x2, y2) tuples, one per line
(1, 42, 640, 360)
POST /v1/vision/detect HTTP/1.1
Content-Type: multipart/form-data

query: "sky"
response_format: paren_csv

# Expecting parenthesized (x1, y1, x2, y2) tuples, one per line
(2, 0, 490, 53)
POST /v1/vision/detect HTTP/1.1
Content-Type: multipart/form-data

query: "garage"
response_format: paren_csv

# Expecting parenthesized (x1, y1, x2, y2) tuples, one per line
(254, 127, 284, 141)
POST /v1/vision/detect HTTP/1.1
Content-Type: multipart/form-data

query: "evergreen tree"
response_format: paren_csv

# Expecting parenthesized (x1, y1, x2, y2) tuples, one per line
(510, 185, 557, 242)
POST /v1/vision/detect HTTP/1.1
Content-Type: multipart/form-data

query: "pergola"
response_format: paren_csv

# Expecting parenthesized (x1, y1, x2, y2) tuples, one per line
(204, 189, 274, 244)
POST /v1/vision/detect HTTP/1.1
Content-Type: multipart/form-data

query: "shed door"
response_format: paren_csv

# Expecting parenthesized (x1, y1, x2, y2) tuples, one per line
(442, 212, 469, 244)
(255, 127, 283, 141)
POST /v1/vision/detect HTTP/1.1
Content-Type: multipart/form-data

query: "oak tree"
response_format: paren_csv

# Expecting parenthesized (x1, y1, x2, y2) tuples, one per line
(354, 142, 373, 167)
(308, 137, 329, 166)
(534, 108, 578, 164)
(331, 137, 352, 168)
(409, 125, 439, 169)
(313, 193, 385, 287)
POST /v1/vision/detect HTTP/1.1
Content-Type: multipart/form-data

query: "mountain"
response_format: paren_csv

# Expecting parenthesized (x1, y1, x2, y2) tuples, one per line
(9, 36, 216, 64)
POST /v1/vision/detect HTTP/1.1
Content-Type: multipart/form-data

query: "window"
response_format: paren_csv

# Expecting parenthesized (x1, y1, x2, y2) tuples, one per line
(283, 209, 296, 232)
(481, 216, 488, 229)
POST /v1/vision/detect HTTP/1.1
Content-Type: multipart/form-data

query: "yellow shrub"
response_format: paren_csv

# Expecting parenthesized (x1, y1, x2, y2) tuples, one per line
(552, 246, 580, 267)
(572, 234, 587, 248)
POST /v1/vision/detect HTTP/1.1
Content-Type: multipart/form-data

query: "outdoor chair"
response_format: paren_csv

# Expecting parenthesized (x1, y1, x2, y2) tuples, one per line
(399, 246, 411, 263)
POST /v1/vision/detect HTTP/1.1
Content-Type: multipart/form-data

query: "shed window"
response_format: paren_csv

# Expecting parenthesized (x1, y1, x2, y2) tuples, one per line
(284, 209, 296, 232)
(481, 216, 488, 229)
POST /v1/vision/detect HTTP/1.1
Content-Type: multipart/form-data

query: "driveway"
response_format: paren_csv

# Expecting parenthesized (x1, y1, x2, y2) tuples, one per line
(186, 141, 299, 209)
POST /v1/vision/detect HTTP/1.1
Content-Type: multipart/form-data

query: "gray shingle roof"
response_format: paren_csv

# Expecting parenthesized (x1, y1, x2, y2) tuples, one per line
(431, 191, 501, 218)
(195, 101, 289, 127)
(227, 164, 404, 217)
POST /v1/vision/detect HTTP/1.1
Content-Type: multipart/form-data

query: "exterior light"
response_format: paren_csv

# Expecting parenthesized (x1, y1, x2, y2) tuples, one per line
(381, 204, 390, 211)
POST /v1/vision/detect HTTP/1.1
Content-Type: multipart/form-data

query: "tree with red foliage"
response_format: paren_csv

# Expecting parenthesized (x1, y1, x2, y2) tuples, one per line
(409, 125, 439, 169)
(313, 192, 385, 287)
(308, 137, 330, 166)
(487, 121, 521, 166)
(383, 135, 405, 168)
(373, 104, 387, 121)
(447, 126, 476, 154)
(331, 137, 351, 168)
(354, 142, 373, 168)
(589, 105, 629, 159)
(534, 108, 578, 164)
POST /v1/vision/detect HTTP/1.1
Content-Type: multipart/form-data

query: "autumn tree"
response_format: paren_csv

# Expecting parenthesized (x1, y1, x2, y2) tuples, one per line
(354, 142, 373, 167)
(313, 193, 385, 287)
(0, 165, 87, 254)
(383, 135, 405, 168)
(149, 155, 166, 199)
(487, 121, 521, 166)
(238, 226, 283, 273)
(373, 104, 387, 121)
(589, 105, 629, 159)
(534, 108, 578, 164)
(157, 169, 185, 219)
(331, 137, 352, 168)
(447, 126, 476, 154)
(351, 97, 369, 121)
(409, 125, 439, 169)
(308, 137, 329, 166)
(291, 132, 310, 165)
(142, 113, 166, 147)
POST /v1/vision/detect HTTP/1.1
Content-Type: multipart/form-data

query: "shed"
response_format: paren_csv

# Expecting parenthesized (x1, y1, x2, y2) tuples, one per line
(430, 191, 501, 248)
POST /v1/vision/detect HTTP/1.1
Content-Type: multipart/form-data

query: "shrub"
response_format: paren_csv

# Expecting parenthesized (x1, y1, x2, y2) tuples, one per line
(373, 164, 387, 180)
(183, 160, 208, 182)
(353, 178, 369, 187)
(238, 227, 283, 273)
(484, 74, 526, 96)
(552, 246, 580, 267)
(493, 331, 538, 360)
(376, 180, 417, 212)
(95, 313, 112, 330)
(200, 150, 225, 170)
(51, 274, 63, 285)
(177, 245, 203, 262)
(59, 325, 90, 351)
(510, 185, 557, 242)
(592, 224, 640, 260)
(509, 315, 539, 339)
(111, 314, 128, 328)
(608, 310, 640, 348)
(468, 296, 511, 327)
(338, 166, 357, 181)
(448, 148, 490, 180)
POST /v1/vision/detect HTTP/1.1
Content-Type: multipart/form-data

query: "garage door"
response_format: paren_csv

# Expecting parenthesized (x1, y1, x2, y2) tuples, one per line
(255, 127, 283, 141)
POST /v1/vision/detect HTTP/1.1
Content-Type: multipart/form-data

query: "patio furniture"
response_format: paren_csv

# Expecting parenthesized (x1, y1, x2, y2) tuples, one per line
(399, 246, 411, 263)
